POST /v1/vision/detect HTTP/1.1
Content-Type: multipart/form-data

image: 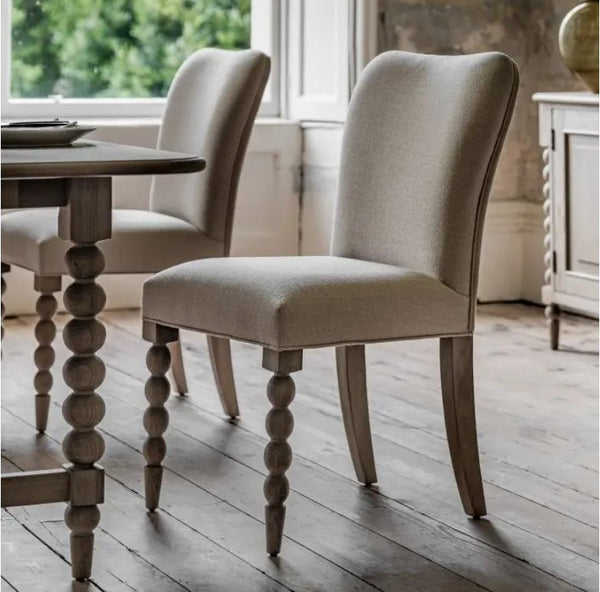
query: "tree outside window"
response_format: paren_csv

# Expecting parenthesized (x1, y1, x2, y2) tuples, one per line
(11, 0, 251, 99)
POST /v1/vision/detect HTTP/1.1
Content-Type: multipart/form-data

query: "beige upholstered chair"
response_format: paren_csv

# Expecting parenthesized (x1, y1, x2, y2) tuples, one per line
(1, 48, 270, 432)
(140, 51, 519, 555)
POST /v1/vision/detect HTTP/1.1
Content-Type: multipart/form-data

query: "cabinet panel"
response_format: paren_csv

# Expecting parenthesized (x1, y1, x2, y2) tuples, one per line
(552, 107, 599, 302)
(566, 133, 599, 277)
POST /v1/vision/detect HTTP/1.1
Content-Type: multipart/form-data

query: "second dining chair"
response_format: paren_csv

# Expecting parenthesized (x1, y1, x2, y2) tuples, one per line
(139, 50, 519, 556)
(1, 48, 270, 432)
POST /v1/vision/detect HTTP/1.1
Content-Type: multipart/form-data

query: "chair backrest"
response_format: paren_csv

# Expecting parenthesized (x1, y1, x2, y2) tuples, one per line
(331, 51, 518, 321)
(150, 48, 270, 254)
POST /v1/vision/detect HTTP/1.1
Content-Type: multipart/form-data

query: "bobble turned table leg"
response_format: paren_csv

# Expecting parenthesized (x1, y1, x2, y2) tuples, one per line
(61, 243, 107, 580)
(57, 176, 111, 581)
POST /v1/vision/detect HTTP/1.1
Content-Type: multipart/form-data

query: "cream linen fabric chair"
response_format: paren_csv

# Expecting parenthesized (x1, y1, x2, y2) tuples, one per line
(140, 51, 519, 555)
(1, 48, 270, 432)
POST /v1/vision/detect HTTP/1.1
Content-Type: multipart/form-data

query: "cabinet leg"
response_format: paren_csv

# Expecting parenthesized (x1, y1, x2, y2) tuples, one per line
(545, 304, 560, 350)
(2, 263, 10, 343)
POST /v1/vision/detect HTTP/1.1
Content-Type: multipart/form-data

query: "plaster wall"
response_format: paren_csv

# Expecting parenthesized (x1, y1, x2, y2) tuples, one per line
(378, 0, 581, 205)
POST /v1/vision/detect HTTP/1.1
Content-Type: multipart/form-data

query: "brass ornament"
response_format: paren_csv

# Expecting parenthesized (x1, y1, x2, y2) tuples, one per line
(559, 0, 599, 93)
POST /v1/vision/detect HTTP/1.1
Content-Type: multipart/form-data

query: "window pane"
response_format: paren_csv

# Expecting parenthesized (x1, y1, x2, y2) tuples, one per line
(11, 0, 251, 99)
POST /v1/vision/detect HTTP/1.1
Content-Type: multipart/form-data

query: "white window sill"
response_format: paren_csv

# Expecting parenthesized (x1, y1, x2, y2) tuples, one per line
(2, 116, 298, 127)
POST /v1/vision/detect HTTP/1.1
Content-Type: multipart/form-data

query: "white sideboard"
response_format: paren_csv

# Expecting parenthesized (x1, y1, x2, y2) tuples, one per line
(533, 92, 599, 349)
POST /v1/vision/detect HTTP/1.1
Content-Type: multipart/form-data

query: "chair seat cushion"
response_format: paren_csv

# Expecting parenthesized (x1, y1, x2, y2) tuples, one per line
(1, 208, 223, 275)
(143, 256, 470, 349)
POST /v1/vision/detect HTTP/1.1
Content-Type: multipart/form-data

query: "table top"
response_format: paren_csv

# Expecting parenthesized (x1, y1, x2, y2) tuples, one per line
(1, 140, 206, 179)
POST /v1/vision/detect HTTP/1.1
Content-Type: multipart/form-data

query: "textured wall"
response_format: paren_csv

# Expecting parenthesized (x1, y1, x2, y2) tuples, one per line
(378, 0, 581, 203)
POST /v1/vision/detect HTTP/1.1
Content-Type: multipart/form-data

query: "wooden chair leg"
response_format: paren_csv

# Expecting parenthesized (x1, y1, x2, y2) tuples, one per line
(33, 275, 61, 433)
(142, 321, 179, 511)
(439, 335, 486, 518)
(208, 335, 239, 418)
(167, 337, 188, 395)
(336, 345, 377, 485)
(1, 263, 9, 343)
(545, 304, 560, 350)
(262, 348, 302, 557)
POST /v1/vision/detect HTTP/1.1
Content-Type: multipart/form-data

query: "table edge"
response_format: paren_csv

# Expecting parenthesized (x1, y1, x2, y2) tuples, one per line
(1, 156, 206, 179)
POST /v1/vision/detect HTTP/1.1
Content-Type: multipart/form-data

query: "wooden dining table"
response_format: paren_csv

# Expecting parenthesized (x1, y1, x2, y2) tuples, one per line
(1, 140, 206, 580)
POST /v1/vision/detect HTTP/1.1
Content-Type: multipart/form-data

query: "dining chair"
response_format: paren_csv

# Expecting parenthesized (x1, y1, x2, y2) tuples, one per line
(1, 48, 270, 433)
(140, 50, 519, 556)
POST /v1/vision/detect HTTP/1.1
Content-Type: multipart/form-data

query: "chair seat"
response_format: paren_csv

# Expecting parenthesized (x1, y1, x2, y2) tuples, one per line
(1, 208, 224, 275)
(143, 256, 470, 349)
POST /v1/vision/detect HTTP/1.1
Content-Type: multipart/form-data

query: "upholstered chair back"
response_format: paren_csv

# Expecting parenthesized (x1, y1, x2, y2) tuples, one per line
(150, 48, 271, 254)
(331, 51, 518, 316)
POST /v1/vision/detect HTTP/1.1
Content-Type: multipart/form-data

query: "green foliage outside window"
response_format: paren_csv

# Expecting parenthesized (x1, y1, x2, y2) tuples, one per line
(11, 0, 251, 99)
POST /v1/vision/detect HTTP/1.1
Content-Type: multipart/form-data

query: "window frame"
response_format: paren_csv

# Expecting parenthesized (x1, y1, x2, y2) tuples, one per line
(1, 0, 281, 119)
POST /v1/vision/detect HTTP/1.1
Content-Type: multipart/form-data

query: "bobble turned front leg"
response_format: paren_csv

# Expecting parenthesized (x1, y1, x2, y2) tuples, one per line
(142, 322, 179, 511)
(261, 349, 302, 556)
(33, 275, 62, 433)
(144, 343, 171, 510)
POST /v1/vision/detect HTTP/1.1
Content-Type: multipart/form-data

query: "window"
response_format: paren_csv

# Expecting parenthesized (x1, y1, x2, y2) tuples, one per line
(1, 0, 280, 117)
(1, 0, 376, 122)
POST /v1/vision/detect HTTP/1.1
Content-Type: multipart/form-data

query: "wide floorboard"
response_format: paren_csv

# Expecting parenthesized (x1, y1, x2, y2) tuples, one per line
(2, 303, 598, 591)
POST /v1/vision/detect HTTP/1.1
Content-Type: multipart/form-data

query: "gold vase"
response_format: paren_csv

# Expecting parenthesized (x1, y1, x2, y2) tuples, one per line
(559, 0, 599, 93)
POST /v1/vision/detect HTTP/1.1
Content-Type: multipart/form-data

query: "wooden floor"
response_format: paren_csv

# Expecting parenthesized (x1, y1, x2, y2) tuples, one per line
(1, 303, 598, 592)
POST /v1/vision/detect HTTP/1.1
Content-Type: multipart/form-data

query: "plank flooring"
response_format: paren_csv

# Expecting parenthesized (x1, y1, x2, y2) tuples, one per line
(1, 303, 598, 591)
